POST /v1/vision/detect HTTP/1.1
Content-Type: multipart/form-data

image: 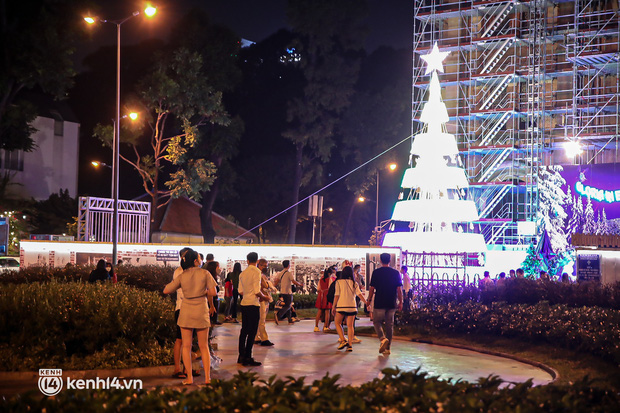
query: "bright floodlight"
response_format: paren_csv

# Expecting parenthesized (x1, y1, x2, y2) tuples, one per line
(358, 197, 365, 203)
(144, 5, 157, 17)
(327, 207, 334, 212)
(91, 161, 100, 167)
(389, 163, 397, 171)
(564, 140, 583, 158)
(84, 16, 96, 24)
(128, 112, 138, 120)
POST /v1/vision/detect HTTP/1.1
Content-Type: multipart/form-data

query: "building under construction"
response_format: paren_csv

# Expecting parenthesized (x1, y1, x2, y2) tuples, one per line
(411, 0, 620, 249)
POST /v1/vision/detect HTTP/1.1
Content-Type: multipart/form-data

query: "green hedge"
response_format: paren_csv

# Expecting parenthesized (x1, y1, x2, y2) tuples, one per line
(2, 369, 619, 412)
(0, 281, 175, 371)
(0, 265, 175, 293)
(418, 278, 620, 310)
(401, 301, 620, 364)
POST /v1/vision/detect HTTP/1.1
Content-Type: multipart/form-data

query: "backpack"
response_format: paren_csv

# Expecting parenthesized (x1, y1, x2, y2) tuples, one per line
(326, 280, 336, 304)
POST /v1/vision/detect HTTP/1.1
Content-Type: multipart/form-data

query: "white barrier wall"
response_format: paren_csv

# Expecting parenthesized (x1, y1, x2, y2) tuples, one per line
(19, 240, 402, 293)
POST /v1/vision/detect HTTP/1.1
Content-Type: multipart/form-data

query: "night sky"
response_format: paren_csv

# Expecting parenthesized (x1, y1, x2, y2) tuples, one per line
(72, 0, 413, 244)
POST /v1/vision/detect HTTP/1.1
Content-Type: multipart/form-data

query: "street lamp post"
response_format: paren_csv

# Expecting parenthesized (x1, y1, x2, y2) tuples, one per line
(85, 7, 156, 265)
(91, 161, 113, 197)
(375, 163, 397, 234)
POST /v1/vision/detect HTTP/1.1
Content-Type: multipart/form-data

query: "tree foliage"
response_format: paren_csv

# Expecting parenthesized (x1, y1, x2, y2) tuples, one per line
(0, 0, 83, 151)
(93, 48, 228, 222)
(282, 0, 368, 243)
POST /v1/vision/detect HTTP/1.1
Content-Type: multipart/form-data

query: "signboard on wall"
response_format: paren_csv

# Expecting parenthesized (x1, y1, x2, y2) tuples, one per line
(577, 253, 601, 282)
(561, 163, 620, 219)
(0, 217, 7, 255)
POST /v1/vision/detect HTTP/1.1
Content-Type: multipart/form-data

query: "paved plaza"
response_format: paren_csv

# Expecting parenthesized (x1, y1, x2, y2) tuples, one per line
(0, 317, 554, 395)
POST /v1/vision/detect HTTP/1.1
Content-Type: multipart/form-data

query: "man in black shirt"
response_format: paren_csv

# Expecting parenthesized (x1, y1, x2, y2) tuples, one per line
(367, 253, 402, 355)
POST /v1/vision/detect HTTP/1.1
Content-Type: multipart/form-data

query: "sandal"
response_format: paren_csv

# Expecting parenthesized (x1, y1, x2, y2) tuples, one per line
(171, 371, 187, 379)
(181, 380, 193, 386)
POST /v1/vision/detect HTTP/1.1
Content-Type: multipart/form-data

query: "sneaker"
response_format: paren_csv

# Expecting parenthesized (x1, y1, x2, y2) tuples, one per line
(379, 338, 390, 354)
(337, 340, 348, 350)
(314, 327, 320, 332)
(292, 317, 300, 322)
(346, 344, 353, 352)
(242, 358, 262, 367)
(260, 340, 275, 346)
(323, 327, 331, 332)
(351, 337, 362, 344)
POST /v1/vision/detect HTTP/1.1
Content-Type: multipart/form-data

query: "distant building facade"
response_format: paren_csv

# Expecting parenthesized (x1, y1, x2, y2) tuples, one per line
(0, 94, 79, 200)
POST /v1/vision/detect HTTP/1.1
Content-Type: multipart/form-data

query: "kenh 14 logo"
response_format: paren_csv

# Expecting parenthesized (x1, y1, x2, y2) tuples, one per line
(38, 369, 63, 396)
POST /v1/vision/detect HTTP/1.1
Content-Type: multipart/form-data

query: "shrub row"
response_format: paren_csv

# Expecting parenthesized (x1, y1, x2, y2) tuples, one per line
(418, 278, 620, 310)
(0, 281, 175, 371)
(401, 301, 620, 364)
(2, 369, 619, 412)
(0, 265, 176, 293)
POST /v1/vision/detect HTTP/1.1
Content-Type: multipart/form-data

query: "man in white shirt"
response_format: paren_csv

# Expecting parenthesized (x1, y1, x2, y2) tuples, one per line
(237, 252, 268, 367)
(274, 260, 302, 324)
(401, 265, 412, 313)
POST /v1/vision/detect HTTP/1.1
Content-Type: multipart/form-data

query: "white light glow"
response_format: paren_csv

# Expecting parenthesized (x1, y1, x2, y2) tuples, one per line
(410, 132, 459, 156)
(401, 167, 469, 189)
(421, 43, 450, 75)
(564, 140, 583, 158)
(383, 231, 486, 254)
(391, 199, 480, 222)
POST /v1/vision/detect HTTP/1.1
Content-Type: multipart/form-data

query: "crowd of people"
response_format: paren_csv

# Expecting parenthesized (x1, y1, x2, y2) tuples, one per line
(159, 249, 404, 385)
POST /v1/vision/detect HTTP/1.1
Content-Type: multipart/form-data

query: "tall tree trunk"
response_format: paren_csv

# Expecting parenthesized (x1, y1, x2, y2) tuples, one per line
(287, 144, 303, 244)
(149, 169, 160, 242)
(342, 196, 357, 245)
(200, 177, 220, 244)
(200, 157, 222, 244)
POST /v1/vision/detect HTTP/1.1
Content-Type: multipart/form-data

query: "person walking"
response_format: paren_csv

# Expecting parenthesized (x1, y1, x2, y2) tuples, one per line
(314, 267, 335, 332)
(274, 260, 302, 324)
(163, 249, 217, 385)
(238, 252, 268, 366)
(367, 253, 402, 356)
(229, 263, 242, 323)
(401, 265, 412, 313)
(169, 247, 195, 380)
(223, 274, 233, 322)
(255, 259, 275, 346)
(332, 265, 368, 352)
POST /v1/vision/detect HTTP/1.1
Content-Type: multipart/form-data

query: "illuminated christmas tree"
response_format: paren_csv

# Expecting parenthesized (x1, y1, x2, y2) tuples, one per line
(382, 43, 487, 255)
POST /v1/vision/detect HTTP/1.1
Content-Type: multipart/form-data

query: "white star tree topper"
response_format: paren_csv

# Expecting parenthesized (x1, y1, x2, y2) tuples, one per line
(421, 43, 450, 75)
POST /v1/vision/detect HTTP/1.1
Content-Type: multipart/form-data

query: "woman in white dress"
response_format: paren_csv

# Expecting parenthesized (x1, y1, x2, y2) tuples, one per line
(164, 249, 217, 385)
(332, 265, 368, 352)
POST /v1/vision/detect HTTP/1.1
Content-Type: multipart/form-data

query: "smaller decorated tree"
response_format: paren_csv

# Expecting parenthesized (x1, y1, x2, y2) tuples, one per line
(522, 244, 545, 278)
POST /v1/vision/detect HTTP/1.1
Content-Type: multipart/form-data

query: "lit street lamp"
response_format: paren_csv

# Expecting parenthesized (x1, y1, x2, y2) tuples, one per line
(84, 6, 157, 265)
(319, 207, 333, 245)
(376, 163, 397, 231)
(91, 161, 113, 197)
(358, 163, 397, 235)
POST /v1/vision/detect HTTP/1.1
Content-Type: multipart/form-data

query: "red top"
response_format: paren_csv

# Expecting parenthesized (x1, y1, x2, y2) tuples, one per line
(224, 280, 233, 297)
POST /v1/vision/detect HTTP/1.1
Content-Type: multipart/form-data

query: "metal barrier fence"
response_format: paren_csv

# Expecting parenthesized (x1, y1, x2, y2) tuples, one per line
(77, 197, 151, 243)
(404, 251, 483, 308)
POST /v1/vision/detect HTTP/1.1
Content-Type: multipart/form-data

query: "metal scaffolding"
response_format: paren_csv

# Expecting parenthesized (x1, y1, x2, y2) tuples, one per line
(77, 197, 151, 244)
(411, 0, 620, 249)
